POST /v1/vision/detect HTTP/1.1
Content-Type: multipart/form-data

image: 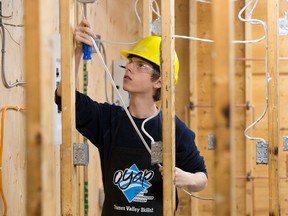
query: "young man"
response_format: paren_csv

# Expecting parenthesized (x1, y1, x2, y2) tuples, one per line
(55, 20, 207, 215)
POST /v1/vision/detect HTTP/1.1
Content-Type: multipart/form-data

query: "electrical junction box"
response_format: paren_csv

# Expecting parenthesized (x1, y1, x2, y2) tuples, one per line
(52, 32, 62, 145)
(256, 141, 268, 164)
(279, 17, 288, 36)
(283, 135, 288, 151)
(208, 134, 215, 150)
(112, 59, 130, 106)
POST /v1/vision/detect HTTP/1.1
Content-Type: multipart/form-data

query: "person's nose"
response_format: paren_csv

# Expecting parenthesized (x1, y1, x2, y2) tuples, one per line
(125, 61, 134, 71)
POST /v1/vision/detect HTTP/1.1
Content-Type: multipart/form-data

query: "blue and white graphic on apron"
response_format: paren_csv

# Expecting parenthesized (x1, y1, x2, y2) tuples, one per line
(113, 164, 155, 203)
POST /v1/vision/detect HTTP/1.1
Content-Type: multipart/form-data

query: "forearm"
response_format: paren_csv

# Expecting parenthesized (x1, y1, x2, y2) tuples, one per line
(185, 172, 207, 192)
(173, 167, 207, 192)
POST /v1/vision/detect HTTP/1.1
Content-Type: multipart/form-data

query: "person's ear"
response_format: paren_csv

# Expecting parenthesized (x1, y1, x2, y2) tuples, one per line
(153, 78, 161, 89)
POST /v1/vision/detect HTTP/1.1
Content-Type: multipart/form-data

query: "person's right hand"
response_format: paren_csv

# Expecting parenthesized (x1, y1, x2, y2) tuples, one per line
(74, 19, 97, 49)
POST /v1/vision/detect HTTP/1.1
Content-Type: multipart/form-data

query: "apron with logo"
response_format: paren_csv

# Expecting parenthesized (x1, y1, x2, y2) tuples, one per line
(102, 114, 163, 215)
(102, 147, 163, 215)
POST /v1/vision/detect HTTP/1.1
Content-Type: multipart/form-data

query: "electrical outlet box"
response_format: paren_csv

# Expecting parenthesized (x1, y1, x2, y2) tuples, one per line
(283, 135, 288, 151)
(53, 32, 62, 145)
(279, 17, 288, 36)
(256, 141, 268, 164)
(208, 134, 215, 150)
(112, 59, 130, 106)
(73, 143, 89, 166)
(151, 141, 163, 165)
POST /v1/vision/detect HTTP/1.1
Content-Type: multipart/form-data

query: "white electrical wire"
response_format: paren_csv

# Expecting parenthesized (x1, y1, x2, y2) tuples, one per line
(141, 108, 161, 144)
(173, 0, 269, 144)
(90, 36, 152, 155)
(142, 0, 267, 45)
(240, 0, 269, 144)
(234, 0, 267, 44)
(194, 0, 211, 3)
(91, 36, 215, 201)
(99, 38, 139, 45)
(173, 35, 214, 43)
(150, 0, 161, 18)
(181, 188, 215, 200)
(134, 0, 142, 24)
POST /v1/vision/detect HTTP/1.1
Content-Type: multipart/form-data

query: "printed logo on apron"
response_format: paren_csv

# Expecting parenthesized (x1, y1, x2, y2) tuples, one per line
(113, 164, 154, 203)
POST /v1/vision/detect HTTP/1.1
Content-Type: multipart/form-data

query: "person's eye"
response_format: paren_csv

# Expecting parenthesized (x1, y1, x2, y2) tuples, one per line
(138, 63, 146, 68)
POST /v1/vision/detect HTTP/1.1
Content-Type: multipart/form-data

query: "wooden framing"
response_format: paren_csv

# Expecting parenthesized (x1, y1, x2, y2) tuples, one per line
(267, 0, 280, 215)
(16, 1, 287, 215)
(142, 0, 152, 37)
(212, 0, 235, 215)
(244, 0, 254, 214)
(161, 0, 176, 215)
(59, 0, 80, 215)
(189, 1, 199, 215)
(24, 0, 55, 215)
(76, 3, 89, 216)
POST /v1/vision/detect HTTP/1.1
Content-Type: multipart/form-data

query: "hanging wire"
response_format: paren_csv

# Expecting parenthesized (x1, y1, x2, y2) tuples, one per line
(134, 0, 142, 24)
(233, 0, 267, 44)
(0, 24, 26, 88)
(239, 0, 269, 143)
(0, 0, 25, 89)
(90, 36, 215, 201)
(0, 106, 26, 216)
(172, 0, 269, 144)
(150, 0, 161, 18)
(3, 25, 21, 46)
(90, 36, 152, 155)
(141, 109, 160, 144)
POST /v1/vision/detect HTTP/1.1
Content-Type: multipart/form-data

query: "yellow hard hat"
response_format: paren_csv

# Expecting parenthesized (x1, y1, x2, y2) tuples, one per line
(120, 36, 179, 84)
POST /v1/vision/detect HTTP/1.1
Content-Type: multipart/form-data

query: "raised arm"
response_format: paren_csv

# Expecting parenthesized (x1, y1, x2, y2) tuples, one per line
(56, 19, 96, 96)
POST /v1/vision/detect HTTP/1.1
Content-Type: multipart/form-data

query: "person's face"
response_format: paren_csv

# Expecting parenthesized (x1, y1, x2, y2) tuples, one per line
(123, 57, 161, 96)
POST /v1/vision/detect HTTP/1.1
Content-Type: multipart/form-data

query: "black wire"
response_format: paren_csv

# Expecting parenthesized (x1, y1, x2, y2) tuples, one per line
(3, 22, 24, 27)
(0, 14, 12, 19)
(3, 25, 20, 46)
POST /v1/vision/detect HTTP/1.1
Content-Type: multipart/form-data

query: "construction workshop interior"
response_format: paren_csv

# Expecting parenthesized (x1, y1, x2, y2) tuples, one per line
(0, 0, 288, 215)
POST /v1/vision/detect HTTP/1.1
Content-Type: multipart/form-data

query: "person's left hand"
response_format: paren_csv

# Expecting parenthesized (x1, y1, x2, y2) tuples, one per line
(159, 166, 191, 188)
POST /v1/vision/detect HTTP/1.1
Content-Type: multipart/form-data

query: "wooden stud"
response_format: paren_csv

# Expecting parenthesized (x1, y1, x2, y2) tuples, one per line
(24, 0, 55, 215)
(192, 2, 214, 215)
(142, 0, 152, 37)
(160, 0, 176, 215)
(189, 1, 199, 215)
(212, 0, 235, 215)
(76, 3, 89, 215)
(267, 0, 280, 215)
(244, 1, 254, 214)
(59, 0, 79, 215)
(234, 1, 247, 215)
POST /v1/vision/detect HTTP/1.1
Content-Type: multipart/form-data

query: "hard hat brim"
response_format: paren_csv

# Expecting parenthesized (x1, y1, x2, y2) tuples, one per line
(120, 50, 159, 67)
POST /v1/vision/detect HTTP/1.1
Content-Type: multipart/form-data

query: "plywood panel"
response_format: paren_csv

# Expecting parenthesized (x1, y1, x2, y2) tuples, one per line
(0, 0, 27, 215)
